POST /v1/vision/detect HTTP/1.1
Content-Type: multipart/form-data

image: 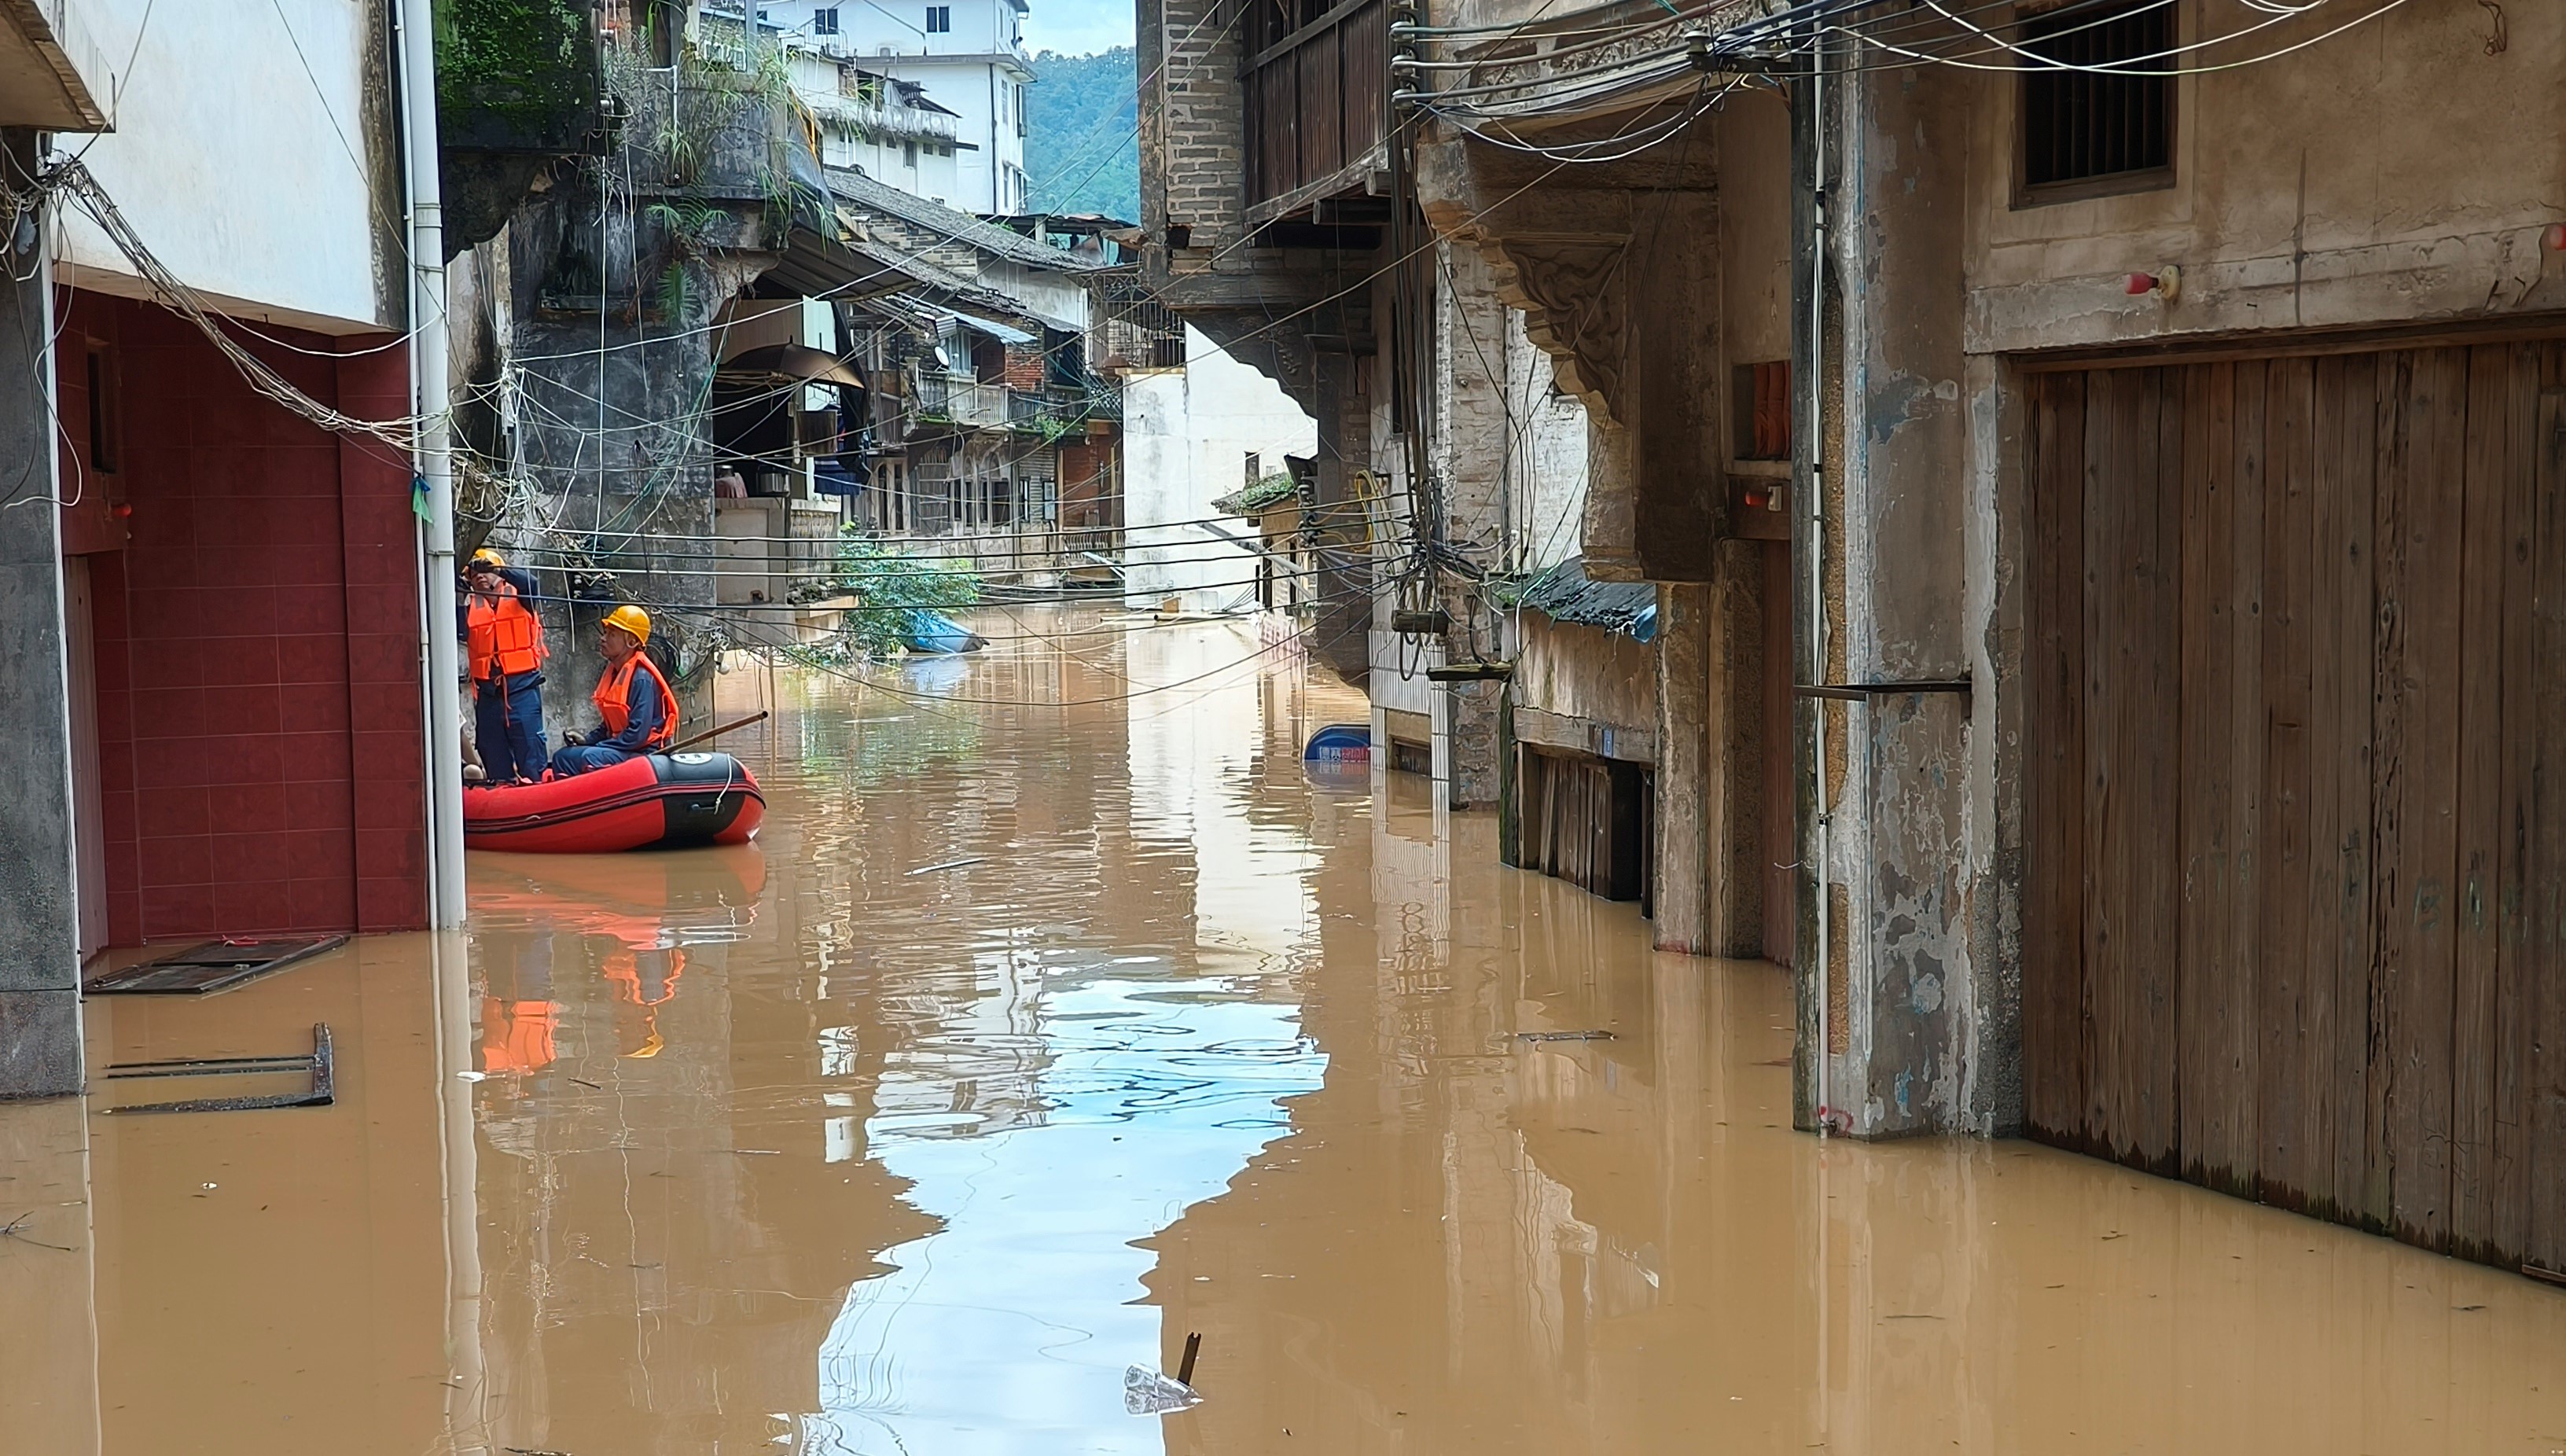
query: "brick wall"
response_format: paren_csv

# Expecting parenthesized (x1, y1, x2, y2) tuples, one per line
(1003, 343, 1046, 390)
(1139, 0, 1249, 249)
(62, 291, 428, 944)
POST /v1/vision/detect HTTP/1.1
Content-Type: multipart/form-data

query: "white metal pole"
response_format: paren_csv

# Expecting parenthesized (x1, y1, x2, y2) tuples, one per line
(398, 0, 466, 928)
(1806, 34, 1832, 1137)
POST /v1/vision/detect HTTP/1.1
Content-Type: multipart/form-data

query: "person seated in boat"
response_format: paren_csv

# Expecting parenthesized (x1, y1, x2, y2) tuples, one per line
(461, 547, 550, 785)
(550, 604, 678, 777)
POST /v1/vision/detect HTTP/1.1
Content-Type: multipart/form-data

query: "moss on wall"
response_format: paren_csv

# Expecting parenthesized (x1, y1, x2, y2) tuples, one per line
(436, 0, 594, 150)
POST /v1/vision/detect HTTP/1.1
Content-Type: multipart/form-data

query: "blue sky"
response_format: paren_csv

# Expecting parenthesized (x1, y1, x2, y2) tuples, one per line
(1024, 0, 1134, 57)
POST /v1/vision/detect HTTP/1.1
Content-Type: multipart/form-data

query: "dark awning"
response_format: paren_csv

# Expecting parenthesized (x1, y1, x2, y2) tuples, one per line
(716, 343, 867, 390)
(756, 220, 929, 303)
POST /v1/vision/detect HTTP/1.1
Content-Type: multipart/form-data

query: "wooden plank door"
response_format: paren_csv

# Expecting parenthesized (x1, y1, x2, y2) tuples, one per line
(2021, 339, 2566, 1273)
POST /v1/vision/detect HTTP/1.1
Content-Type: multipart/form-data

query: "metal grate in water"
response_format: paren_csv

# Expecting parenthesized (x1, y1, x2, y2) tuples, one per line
(81, 936, 347, 997)
(102, 1024, 334, 1115)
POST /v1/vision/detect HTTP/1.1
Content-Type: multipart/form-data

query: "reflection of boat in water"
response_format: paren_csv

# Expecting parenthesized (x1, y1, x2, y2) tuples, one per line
(472, 842, 768, 925)
(464, 752, 765, 853)
(903, 609, 985, 655)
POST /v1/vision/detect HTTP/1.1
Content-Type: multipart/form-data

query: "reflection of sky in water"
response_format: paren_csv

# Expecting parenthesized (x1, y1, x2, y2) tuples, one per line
(807, 620, 1341, 1454)
(813, 975, 1324, 1454)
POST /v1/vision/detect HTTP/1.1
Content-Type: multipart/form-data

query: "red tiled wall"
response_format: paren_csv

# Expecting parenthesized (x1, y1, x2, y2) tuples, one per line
(64, 291, 428, 944)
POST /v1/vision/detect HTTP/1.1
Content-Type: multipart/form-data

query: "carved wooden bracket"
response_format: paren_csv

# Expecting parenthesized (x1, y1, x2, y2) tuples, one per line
(1475, 230, 1633, 426)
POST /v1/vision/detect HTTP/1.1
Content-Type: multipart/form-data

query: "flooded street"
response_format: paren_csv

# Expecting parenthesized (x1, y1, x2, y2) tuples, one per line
(6, 609, 2566, 1454)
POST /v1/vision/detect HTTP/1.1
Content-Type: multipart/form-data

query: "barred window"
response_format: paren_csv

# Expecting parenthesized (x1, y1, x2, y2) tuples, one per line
(2020, 2, 2174, 197)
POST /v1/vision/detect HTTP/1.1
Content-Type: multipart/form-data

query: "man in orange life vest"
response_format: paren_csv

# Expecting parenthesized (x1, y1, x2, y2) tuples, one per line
(461, 548, 550, 784)
(551, 604, 678, 776)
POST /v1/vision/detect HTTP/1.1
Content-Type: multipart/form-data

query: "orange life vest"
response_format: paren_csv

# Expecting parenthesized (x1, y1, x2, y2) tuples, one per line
(593, 649, 678, 749)
(467, 585, 546, 682)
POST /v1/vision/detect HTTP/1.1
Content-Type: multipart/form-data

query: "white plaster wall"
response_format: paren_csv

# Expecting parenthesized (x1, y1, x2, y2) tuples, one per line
(1121, 325, 1315, 612)
(980, 261, 1086, 331)
(902, 56, 1024, 215)
(57, 0, 392, 333)
(1502, 307, 1587, 574)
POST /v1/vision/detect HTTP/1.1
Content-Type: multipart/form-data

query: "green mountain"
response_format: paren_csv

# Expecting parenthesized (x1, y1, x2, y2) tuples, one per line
(1025, 47, 1139, 222)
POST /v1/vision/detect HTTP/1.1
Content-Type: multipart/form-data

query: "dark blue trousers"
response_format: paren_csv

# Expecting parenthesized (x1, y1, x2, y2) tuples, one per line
(474, 671, 549, 783)
(550, 742, 641, 778)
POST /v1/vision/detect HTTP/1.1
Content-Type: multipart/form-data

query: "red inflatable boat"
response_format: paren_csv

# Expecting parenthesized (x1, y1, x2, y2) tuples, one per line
(463, 752, 766, 854)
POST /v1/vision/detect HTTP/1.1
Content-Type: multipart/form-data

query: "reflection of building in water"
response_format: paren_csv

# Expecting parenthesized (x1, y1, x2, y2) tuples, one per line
(465, 850, 932, 1454)
(1148, 774, 2566, 1453)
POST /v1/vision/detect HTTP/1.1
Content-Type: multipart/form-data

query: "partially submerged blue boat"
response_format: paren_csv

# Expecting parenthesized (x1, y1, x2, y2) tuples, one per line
(1303, 723, 1371, 762)
(903, 609, 986, 656)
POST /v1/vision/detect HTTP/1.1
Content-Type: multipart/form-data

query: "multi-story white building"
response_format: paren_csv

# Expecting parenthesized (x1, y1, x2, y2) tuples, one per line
(759, 0, 1034, 215)
(786, 51, 965, 206)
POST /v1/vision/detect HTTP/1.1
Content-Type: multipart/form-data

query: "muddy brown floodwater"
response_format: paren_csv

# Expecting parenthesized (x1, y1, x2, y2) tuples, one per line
(5, 609, 2566, 1454)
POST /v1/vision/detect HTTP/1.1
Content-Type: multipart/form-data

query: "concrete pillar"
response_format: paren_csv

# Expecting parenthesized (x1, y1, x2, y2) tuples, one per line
(1428, 244, 1510, 809)
(0, 128, 84, 1099)
(1307, 351, 1372, 685)
(1652, 583, 1711, 952)
(1794, 59, 2006, 1138)
(1702, 537, 1773, 958)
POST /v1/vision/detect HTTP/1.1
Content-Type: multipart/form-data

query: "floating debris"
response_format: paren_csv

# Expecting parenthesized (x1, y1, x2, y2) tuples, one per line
(907, 857, 990, 877)
(1125, 1333, 1204, 1415)
(1516, 1030, 1615, 1043)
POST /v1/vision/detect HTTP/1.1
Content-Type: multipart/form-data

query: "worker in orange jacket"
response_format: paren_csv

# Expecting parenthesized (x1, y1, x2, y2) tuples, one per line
(461, 548, 551, 784)
(552, 605, 678, 776)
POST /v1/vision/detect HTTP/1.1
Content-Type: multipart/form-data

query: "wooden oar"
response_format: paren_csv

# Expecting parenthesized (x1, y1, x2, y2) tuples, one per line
(664, 711, 769, 754)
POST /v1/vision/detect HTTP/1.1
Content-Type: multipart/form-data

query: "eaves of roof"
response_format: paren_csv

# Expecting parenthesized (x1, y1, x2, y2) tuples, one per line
(1491, 556, 1659, 642)
(825, 164, 1108, 275)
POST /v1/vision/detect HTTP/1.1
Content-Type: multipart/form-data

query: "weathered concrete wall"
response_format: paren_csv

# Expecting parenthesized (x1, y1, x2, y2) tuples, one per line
(1719, 89, 1795, 376)
(509, 307, 721, 734)
(1653, 583, 1711, 951)
(1427, 244, 1512, 807)
(1509, 619, 1657, 735)
(0, 130, 79, 1098)
(1962, 3, 2566, 355)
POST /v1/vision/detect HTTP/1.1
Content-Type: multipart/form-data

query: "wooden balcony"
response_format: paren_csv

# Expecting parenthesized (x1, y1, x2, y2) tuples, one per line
(1242, 0, 1388, 216)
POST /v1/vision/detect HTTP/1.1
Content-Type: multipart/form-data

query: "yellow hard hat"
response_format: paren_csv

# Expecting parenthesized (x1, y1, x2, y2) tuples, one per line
(602, 604, 653, 645)
(469, 547, 506, 570)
